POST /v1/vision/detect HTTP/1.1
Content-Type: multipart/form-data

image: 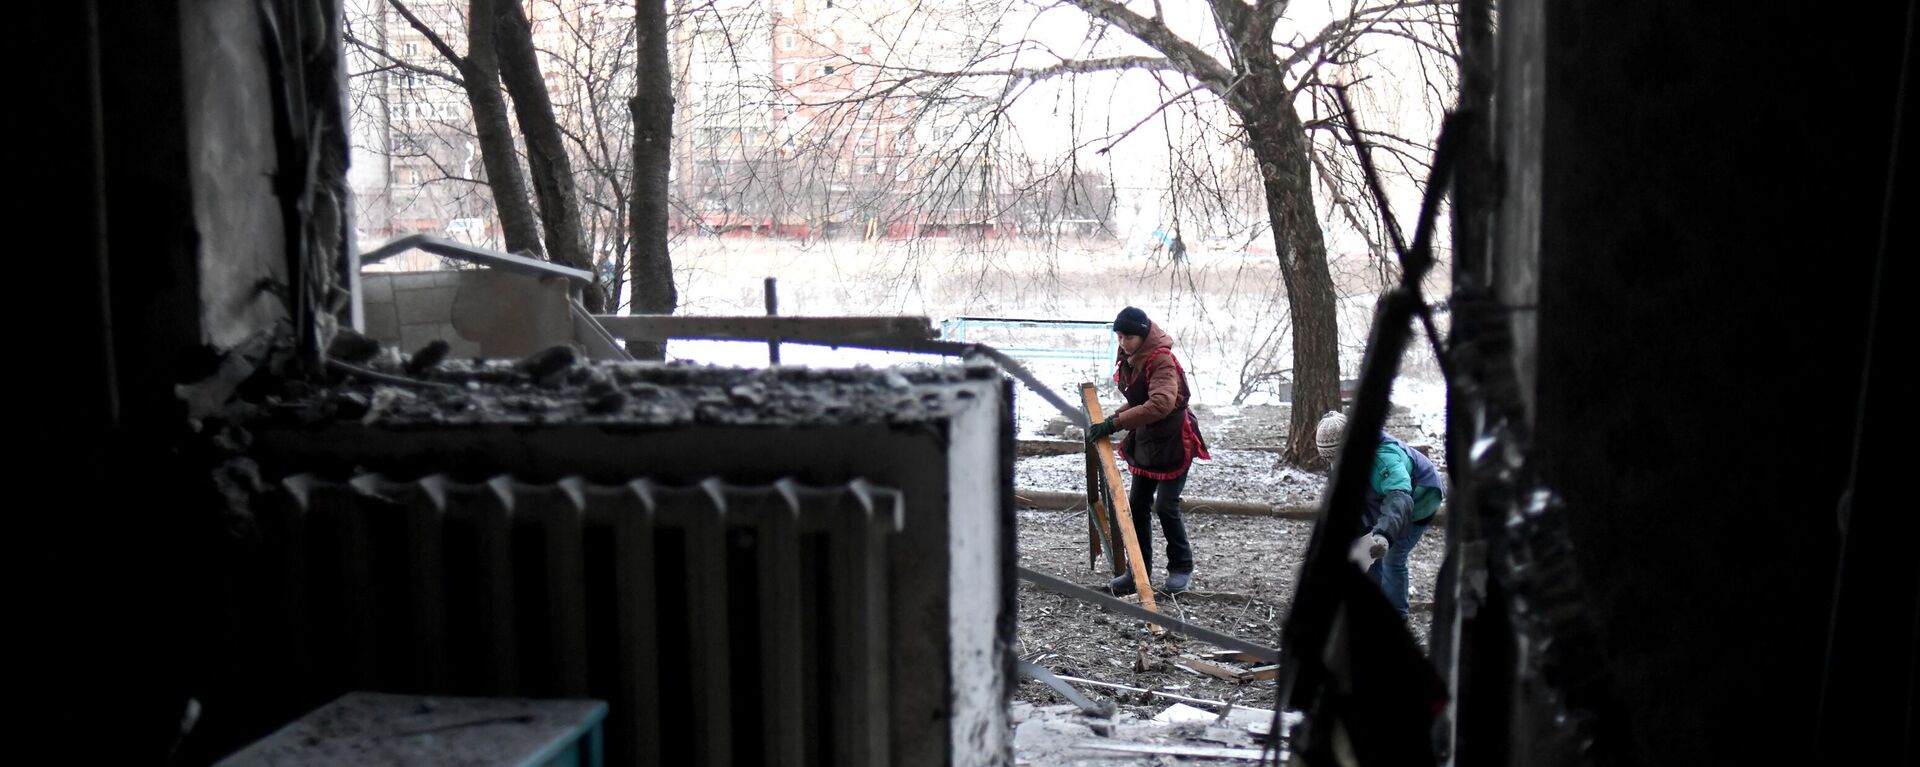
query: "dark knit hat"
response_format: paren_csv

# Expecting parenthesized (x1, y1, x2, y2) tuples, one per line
(1113, 306, 1151, 337)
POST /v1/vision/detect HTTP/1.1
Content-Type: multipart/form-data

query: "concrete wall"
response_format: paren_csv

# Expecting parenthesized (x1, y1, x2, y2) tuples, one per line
(362, 269, 574, 358)
(97, 0, 295, 419)
(182, 0, 290, 351)
(47, 0, 346, 761)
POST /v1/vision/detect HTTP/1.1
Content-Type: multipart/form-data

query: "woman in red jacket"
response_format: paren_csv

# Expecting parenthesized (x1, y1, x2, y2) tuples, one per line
(1086, 306, 1210, 595)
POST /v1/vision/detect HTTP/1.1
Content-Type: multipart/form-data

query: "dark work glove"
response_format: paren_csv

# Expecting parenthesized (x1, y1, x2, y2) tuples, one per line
(1373, 489, 1415, 541)
(1085, 415, 1118, 444)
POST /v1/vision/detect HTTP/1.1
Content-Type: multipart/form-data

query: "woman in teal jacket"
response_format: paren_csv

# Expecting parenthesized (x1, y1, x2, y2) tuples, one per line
(1316, 410, 1445, 619)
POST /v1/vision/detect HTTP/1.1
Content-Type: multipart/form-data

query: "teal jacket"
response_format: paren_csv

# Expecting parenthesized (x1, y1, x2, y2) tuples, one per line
(1369, 436, 1444, 526)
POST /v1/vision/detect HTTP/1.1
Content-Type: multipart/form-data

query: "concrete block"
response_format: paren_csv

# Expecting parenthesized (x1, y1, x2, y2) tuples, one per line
(449, 270, 573, 358)
(363, 301, 400, 344)
(396, 286, 457, 325)
(360, 274, 394, 305)
(392, 271, 441, 291)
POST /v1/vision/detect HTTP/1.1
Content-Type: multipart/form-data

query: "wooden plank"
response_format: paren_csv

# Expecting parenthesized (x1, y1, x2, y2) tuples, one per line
(1086, 487, 1101, 570)
(1014, 438, 1083, 457)
(1173, 657, 1255, 684)
(763, 278, 781, 364)
(594, 314, 935, 344)
(1085, 443, 1104, 571)
(1081, 383, 1158, 620)
(1201, 650, 1267, 665)
(1099, 492, 1125, 575)
(1245, 664, 1280, 682)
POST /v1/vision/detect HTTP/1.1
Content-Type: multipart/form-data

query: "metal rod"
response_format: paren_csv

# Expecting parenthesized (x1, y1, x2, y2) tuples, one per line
(1016, 566, 1279, 662)
(1018, 661, 1109, 716)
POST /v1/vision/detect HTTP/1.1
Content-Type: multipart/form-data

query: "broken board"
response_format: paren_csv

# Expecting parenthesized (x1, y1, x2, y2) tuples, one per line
(1173, 656, 1256, 684)
(1081, 383, 1159, 622)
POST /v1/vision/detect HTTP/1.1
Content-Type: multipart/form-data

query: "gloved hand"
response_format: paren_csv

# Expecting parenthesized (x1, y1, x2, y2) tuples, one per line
(1374, 490, 1415, 541)
(1348, 532, 1389, 570)
(1085, 415, 1118, 444)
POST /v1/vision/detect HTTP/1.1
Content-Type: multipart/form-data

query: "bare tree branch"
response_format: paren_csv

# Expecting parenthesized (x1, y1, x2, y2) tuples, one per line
(1056, 0, 1236, 92)
(1279, 0, 1452, 72)
(386, 0, 468, 67)
(345, 30, 466, 87)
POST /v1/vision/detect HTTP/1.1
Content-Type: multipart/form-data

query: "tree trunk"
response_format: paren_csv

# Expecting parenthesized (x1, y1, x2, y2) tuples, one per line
(462, 0, 543, 259)
(627, 0, 677, 359)
(1242, 91, 1343, 467)
(493, 0, 606, 312)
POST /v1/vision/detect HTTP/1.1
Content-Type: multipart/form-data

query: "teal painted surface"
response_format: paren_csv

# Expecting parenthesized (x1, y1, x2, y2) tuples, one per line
(519, 701, 607, 767)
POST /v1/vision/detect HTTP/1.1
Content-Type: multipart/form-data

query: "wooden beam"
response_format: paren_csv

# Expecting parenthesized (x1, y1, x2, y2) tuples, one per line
(1201, 650, 1268, 665)
(1086, 443, 1105, 571)
(1081, 383, 1158, 620)
(1173, 657, 1254, 684)
(593, 315, 936, 344)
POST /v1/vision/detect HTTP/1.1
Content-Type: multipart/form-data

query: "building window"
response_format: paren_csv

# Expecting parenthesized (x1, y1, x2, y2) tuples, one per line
(823, 65, 835, 75)
(782, 33, 796, 50)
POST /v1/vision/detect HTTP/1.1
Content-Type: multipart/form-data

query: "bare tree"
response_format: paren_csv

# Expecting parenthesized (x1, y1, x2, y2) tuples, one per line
(1048, 0, 1452, 464)
(345, 0, 1453, 399)
(538, 0, 639, 310)
(350, 0, 626, 313)
(375, 0, 548, 257)
(627, 0, 678, 359)
(494, 0, 607, 310)
(735, 0, 1452, 463)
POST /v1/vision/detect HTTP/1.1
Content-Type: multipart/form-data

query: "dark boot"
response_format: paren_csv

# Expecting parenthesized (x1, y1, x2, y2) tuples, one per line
(1165, 571, 1192, 594)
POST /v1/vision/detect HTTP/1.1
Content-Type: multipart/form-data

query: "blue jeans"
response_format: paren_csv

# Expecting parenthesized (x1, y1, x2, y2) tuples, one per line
(1367, 516, 1431, 619)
